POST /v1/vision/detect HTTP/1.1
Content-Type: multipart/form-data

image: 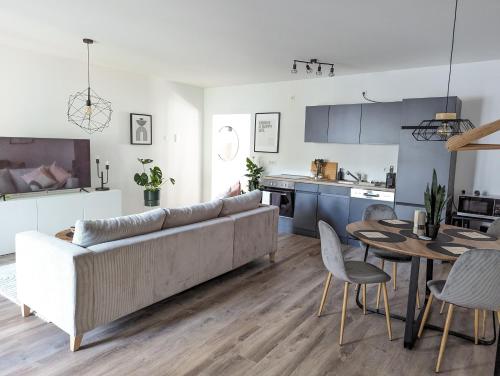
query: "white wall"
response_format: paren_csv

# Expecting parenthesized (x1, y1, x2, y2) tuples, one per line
(0, 44, 204, 214)
(203, 60, 500, 200)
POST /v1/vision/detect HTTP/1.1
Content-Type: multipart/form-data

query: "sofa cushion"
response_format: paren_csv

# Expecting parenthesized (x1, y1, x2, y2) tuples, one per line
(73, 208, 166, 247)
(162, 199, 223, 229)
(220, 190, 262, 217)
(0, 169, 16, 194)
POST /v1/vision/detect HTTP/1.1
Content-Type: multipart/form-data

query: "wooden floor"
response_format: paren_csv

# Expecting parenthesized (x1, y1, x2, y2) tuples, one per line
(0, 234, 496, 376)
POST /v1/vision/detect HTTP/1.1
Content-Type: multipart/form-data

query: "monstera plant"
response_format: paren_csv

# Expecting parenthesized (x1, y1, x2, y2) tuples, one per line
(424, 169, 450, 239)
(134, 158, 175, 206)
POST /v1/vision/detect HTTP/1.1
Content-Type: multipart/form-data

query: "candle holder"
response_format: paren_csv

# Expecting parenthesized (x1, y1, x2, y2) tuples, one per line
(95, 158, 110, 191)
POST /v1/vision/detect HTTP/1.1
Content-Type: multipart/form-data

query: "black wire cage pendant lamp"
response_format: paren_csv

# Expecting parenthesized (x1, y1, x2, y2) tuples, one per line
(412, 0, 474, 141)
(67, 38, 112, 133)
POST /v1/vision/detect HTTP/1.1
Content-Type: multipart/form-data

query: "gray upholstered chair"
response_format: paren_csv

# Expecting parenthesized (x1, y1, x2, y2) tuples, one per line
(317, 220, 393, 345)
(362, 204, 420, 309)
(417, 249, 500, 373)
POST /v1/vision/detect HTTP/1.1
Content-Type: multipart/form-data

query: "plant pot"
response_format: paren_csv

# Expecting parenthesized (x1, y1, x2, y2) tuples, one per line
(425, 223, 440, 240)
(144, 190, 160, 207)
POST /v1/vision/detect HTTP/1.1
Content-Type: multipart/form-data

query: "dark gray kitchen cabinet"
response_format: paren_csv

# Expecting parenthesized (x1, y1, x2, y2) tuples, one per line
(293, 188, 319, 237)
(328, 104, 362, 144)
(317, 194, 350, 243)
(360, 102, 402, 144)
(304, 105, 329, 142)
(402, 96, 461, 127)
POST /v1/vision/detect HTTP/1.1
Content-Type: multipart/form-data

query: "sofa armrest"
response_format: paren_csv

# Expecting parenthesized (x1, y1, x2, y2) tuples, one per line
(16, 231, 94, 336)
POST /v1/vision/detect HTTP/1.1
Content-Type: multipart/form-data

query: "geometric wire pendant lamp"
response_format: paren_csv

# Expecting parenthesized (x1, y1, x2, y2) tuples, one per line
(67, 38, 112, 134)
(412, 0, 475, 142)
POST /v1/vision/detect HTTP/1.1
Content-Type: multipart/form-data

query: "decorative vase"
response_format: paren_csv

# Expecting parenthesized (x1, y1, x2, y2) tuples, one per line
(144, 190, 160, 207)
(425, 223, 440, 240)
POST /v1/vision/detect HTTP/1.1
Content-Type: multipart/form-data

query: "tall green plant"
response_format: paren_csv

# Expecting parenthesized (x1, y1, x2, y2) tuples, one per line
(245, 157, 264, 191)
(424, 169, 450, 225)
(134, 158, 175, 192)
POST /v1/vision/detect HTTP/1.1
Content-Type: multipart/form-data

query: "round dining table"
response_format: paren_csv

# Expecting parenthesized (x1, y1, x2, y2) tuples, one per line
(346, 219, 500, 351)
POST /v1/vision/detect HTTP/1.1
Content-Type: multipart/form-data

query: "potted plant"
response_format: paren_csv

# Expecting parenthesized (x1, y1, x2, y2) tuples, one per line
(244, 157, 264, 192)
(424, 169, 450, 239)
(134, 158, 175, 206)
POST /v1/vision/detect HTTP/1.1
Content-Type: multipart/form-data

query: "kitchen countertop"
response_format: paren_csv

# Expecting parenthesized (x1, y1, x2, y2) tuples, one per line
(262, 175, 396, 192)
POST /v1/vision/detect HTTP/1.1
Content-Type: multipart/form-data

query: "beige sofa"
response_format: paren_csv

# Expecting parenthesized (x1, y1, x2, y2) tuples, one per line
(16, 190, 278, 351)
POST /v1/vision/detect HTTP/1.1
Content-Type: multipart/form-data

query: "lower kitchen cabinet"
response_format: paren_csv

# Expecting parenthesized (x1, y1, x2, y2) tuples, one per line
(317, 194, 350, 243)
(293, 190, 318, 237)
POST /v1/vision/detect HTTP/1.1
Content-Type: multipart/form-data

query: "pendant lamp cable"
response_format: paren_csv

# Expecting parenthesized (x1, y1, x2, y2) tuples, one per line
(87, 42, 91, 105)
(445, 0, 458, 113)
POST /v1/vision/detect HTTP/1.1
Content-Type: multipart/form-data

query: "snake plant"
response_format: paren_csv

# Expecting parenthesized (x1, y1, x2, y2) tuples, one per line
(424, 169, 450, 225)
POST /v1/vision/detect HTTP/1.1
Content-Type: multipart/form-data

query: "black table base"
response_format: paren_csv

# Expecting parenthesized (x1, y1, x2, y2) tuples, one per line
(355, 245, 497, 349)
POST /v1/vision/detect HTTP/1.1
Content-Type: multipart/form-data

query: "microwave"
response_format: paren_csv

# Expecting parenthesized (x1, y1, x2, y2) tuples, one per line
(457, 195, 500, 220)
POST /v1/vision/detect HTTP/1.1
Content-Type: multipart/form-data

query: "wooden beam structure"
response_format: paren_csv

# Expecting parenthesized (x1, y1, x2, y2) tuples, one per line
(446, 119, 500, 151)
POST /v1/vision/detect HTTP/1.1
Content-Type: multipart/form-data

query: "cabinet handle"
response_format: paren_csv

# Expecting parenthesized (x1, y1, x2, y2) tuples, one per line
(363, 193, 380, 197)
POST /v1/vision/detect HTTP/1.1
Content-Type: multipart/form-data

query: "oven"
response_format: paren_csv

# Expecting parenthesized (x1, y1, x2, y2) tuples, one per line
(457, 195, 500, 220)
(261, 178, 295, 218)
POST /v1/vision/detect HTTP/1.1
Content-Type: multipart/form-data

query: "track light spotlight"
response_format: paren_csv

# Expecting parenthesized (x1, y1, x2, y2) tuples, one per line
(290, 59, 335, 78)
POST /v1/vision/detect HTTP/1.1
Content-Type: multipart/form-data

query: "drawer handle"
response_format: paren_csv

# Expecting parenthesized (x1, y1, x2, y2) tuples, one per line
(363, 193, 380, 197)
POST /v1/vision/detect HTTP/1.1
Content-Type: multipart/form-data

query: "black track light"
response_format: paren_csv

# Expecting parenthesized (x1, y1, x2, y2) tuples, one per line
(316, 64, 322, 76)
(291, 62, 297, 74)
(290, 59, 335, 78)
(329, 66, 335, 77)
(306, 64, 312, 74)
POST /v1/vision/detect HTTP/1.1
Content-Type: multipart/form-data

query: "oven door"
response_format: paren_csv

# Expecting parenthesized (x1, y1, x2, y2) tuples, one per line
(458, 196, 494, 217)
(262, 188, 294, 217)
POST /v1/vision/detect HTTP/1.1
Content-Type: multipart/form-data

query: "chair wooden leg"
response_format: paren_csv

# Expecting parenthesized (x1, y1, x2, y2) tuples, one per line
(392, 263, 397, 290)
(21, 304, 31, 317)
(439, 300, 446, 314)
(376, 260, 384, 309)
(362, 284, 367, 315)
(436, 304, 454, 373)
(318, 272, 333, 317)
(381, 282, 392, 341)
(70, 335, 83, 352)
(416, 288, 421, 309)
(418, 294, 434, 338)
(497, 311, 500, 325)
(474, 309, 479, 345)
(481, 310, 487, 338)
(269, 251, 276, 263)
(339, 282, 349, 346)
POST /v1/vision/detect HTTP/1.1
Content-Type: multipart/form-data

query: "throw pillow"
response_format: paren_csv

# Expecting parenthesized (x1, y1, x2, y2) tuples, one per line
(21, 167, 57, 189)
(162, 199, 223, 229)
(219, 189, 262, 216)
(0, 169, 16, 194)
(49, 162, 71, 186)
(228, 181, 241, 197)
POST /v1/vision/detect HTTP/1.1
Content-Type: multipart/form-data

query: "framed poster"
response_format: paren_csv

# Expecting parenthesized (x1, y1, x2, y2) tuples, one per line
(254, 112, 280, 153)
(130, 113, 152, 145)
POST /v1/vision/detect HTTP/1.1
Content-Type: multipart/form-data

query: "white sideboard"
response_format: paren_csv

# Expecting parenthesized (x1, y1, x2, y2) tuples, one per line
(0, 190, 122, 255)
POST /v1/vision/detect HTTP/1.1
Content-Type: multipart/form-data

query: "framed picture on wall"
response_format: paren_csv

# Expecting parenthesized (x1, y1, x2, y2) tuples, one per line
(130, 113, 152, 145)
(254, 112, 280, 153)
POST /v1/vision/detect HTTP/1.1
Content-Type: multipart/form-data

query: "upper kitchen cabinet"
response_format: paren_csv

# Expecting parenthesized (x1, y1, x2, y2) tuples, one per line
(327, 104, 361, 144)
(304, 105, 329, 142)
(360, 102, 402, 144)
(402, 96, 462, 127)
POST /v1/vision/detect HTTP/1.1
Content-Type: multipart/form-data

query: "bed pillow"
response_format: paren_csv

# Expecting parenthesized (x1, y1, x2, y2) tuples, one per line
(21, 167, 57, 190)
(0, 169, 16, 194)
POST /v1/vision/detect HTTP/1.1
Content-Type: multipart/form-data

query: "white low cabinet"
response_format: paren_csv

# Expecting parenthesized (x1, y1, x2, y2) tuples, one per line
(0, 190, 122, 255)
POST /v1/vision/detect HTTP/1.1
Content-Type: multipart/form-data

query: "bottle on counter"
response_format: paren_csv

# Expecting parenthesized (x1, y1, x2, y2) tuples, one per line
(385, 165, 396, 188)
(337, 167, 345, 181)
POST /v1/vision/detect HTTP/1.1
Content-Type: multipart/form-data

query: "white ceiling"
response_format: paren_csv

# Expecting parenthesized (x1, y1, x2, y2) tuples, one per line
(0, 0, 499, 87)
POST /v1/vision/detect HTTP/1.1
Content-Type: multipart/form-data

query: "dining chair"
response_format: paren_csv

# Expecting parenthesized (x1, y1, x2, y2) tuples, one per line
(317, 220, 393, 345)
(440, 219, 500, 329)
(362, 204, 421, 309)
(417, 249, 500, 373)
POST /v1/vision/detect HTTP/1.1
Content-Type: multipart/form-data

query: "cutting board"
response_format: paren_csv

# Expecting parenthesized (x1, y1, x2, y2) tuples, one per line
(310, 161, 338, 180)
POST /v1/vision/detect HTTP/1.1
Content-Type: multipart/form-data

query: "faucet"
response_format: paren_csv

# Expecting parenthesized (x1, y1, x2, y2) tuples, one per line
(346, 170, 360, 182)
